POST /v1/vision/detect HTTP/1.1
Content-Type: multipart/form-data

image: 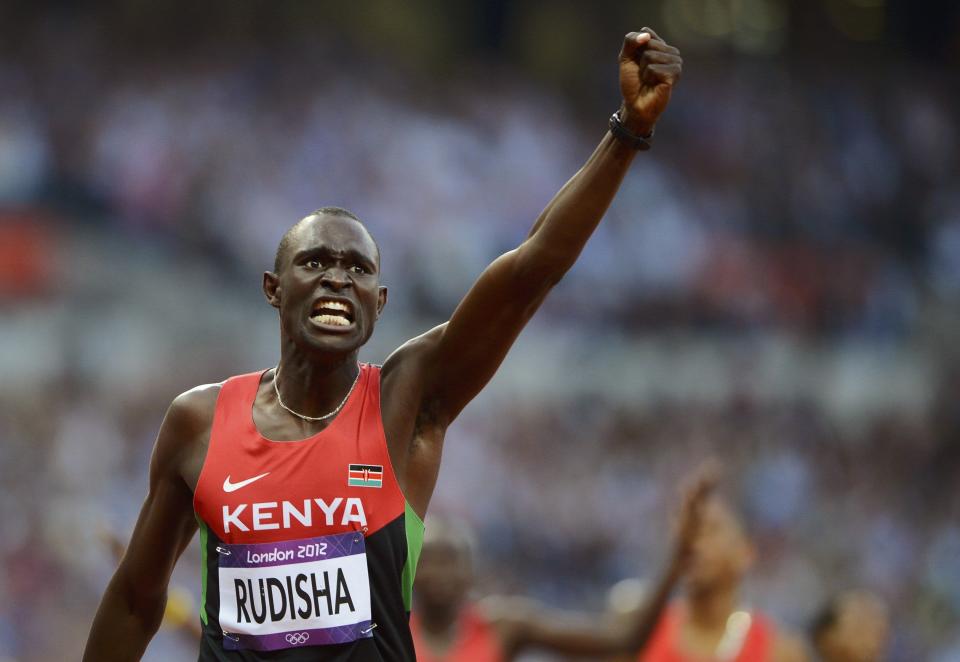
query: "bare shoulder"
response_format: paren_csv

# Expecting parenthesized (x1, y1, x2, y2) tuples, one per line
(773, 629, 811, 662)
(152, 382, 223, 480)
(167, 382, 222, 434)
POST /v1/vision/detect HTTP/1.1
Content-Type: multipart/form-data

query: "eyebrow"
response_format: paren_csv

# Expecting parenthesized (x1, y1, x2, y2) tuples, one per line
(293, 246, 377, 270)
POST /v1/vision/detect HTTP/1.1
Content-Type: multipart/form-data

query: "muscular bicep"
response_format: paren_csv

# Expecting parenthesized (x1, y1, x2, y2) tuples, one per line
(423, 244, 558, 423)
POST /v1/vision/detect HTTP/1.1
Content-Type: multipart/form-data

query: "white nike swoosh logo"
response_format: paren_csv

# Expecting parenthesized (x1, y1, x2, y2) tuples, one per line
(223, 472, 270, 493)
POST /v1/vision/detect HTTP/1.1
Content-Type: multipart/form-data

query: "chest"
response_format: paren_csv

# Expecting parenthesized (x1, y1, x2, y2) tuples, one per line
(199, 437, 400, 543)
(193, 370, 405, 545)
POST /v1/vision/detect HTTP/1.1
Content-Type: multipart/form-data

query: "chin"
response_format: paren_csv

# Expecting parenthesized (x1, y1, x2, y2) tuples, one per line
(299, 328, 365, 355)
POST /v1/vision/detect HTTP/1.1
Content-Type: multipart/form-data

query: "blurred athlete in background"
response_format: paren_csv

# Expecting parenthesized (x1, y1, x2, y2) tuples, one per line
(810, 591, 889, 662)
(636, 496, 809, 662)
(83, 27, 683, 662)
(412, 466, 715, 661)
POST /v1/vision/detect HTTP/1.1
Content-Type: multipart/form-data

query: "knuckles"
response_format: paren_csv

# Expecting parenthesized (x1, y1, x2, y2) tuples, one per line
(639, 51, 683, 65)
(621, 27, 684, 86)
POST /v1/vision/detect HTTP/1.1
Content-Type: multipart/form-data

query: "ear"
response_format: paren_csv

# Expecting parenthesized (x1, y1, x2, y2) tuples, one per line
(376, 286, 388, 318)
(263, 271, 281, 309)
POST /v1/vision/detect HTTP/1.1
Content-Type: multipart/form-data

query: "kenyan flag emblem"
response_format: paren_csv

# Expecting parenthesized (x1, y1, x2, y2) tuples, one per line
(348, 464, 383, 488)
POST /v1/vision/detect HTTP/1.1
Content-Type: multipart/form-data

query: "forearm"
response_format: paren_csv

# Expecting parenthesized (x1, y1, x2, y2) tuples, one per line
(522, 128, 639, 273)
(623, 556, 683, 652)
(83, 579, 166, 662)
(622, 462, 716, 653)
(523, 556, 683, 657)
(501, 609, 639, 659)
(520, 26, 679, 278)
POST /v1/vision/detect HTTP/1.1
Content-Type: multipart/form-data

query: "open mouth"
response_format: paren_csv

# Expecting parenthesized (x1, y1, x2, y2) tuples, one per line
(309, 298, 355, 328)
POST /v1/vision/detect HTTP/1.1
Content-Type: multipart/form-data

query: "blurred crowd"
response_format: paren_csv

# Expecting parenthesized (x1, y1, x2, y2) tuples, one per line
(447, 386, 960, 660)
(1, 4, 959, 661)
(3, 9, 959, 341)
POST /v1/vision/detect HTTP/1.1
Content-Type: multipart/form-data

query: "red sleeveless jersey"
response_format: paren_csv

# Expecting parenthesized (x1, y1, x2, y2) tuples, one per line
(410, 605, 505, 662)
(192, 364, 424, 661)
(640, 604, 773, 662)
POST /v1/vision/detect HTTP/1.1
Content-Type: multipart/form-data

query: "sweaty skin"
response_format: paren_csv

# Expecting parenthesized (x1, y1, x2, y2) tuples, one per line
(83, 28, 682, 662)
(413, 468, 715, 661)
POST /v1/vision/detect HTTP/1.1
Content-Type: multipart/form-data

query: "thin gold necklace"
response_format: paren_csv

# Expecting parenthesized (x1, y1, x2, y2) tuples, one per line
(272, 364, 361, 422)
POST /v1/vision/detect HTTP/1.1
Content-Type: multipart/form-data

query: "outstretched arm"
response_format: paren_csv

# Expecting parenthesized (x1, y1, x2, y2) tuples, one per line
(83, 390, 212, 662)
(488, 466, 715, 659)
(409, 28, 682, 425)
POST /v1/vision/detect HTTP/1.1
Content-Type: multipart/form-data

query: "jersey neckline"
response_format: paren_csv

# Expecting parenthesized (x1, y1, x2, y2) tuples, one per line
(246, 363, 369, 443)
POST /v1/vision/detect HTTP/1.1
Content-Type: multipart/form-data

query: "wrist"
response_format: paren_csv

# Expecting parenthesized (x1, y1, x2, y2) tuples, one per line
(609, 107, 654, 151)
(618, 105, 654, 137)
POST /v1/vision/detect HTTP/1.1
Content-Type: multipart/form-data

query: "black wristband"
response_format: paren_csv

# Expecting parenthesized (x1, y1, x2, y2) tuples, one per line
(608, 110, 654, 151)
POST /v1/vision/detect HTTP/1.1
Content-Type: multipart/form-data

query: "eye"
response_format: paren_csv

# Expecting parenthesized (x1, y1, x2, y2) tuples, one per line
(351, 264, 368, 275)
(306, 259, 322, 269)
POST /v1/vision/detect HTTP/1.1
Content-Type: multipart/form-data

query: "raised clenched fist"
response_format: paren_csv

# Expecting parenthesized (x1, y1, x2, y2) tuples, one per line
(618, 28, 683, 136)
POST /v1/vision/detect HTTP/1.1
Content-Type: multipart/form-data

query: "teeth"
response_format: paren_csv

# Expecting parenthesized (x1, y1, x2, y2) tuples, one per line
(317, 301, 349, 312)
(313, 314, 350, 327)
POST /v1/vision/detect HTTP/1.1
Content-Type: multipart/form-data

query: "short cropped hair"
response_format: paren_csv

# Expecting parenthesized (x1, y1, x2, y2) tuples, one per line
(273, 207, 371, 273)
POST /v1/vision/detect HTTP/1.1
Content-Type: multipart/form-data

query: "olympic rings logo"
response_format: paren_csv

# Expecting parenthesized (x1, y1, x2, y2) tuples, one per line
(285, 632, 310, 645)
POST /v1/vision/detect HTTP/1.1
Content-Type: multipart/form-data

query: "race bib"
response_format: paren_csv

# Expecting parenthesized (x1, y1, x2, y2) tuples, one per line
(217, 531, 373, 651)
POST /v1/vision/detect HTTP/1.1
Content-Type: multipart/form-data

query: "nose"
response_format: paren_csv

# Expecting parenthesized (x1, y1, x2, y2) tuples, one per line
(319, 266, 351, 290)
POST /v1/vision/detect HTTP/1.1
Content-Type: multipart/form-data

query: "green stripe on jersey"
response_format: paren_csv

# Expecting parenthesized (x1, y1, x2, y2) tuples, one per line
(196, 515, 209, 626)
(348, 478, 383, 487)
(401, 502, 425, 612)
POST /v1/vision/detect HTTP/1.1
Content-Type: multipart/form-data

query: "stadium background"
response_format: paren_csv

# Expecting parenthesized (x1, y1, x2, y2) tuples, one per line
(0, 1, 958, 659)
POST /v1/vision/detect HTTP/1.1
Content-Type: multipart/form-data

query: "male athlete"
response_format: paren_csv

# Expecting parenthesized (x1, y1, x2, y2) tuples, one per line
(636, 496, 809, 662)
(411, 467, 715, 661)
(83, 27, 683, 661)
